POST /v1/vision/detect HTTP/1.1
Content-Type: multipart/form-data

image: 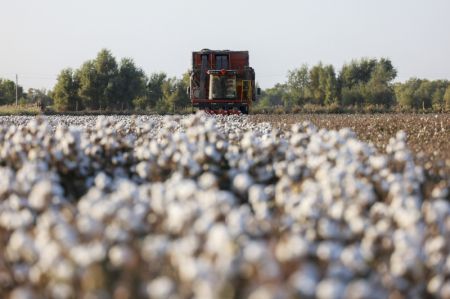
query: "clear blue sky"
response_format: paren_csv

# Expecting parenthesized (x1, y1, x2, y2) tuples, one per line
(1, 0, 449, 90)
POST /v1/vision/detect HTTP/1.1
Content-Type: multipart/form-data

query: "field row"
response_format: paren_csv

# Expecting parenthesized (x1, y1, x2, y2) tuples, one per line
(0, 113, 449, 299)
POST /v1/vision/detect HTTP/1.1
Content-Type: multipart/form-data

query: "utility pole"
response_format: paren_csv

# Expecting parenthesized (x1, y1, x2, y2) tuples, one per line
(15, 74, 18, 106)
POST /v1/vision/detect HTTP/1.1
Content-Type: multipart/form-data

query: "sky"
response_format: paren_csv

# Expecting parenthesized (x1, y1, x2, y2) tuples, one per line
(0, 0, 449, 90)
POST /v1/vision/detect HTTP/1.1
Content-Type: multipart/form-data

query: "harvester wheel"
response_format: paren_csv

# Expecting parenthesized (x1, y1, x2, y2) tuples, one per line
(240, 106, 249, 115)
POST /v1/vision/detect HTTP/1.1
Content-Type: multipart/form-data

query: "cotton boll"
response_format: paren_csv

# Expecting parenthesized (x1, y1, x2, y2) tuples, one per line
(146, 276, 175, 299)
(28, 180, 61, 211)
(316, 279, 346, 299)
(10, 287, 36, 299)
(232, 173, 253, 196)
(108, 245, 134, 267)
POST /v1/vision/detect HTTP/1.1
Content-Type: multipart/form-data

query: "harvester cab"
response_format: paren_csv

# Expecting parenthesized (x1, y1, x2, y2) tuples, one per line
(189, 49, 257, 114)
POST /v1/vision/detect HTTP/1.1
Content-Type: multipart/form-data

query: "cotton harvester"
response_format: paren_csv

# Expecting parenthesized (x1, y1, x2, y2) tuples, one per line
(189, 49, 259, 114)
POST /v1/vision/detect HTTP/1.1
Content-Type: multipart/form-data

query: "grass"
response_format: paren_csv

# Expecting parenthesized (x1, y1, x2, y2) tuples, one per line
(0, 104, 41, 116)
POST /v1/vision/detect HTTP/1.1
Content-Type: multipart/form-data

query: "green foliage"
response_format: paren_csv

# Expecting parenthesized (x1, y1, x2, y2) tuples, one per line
(395, 78, 449, 110)
(26, 88, 53, 106)
(43, 51, 449, 113)
(77, 60, 99, 110)
(146, 72, 167, 108)
(162, 77, 190, 111)
(0, 79, 23, 105)
(286, 63, 338, 106)
(341, 85, 365, 106)
(256, 84, 288, 108)
(444, 86, 450, 110)
(0, 104, 41, 115)
(132, 96, 148, 111)
(115, 58, 147, 110)
(155, 99, 170, 114)
(338, 58, 397, 106)
(76, 49, 120, 110)
(53, 68, 80, 111)
(287, 65, 310, 105)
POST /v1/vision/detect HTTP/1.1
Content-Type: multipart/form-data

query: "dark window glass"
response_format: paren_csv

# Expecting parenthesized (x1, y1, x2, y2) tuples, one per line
(216, 55, 228, 69)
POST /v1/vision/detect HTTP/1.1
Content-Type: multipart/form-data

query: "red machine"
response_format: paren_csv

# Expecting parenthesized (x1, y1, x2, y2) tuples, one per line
(189, 49, 258, 114)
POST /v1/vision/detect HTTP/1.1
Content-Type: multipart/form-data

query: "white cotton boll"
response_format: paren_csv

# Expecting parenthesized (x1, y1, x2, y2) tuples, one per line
(248, 184, 269, 204)
(146, 276, 175, 299)
(175, 180, 197, 200)
(50, 283, 74, 299)
(38, 241, 61, 271)
(232, 172, 253, 195)
(369, 155, 387, 170)
(316, 242, 343, 262)
(206, 224, 233, 258)
(77, 216, 103, 236)
(177, 256, 199, 282)
(341, 246, 368, 274)
(226, 205, 250, 236)
(166, 202, 189, 234)
(12, 209, 34, 229)
(53, 224, 78, 248)
(396, 130, 407, 141)
(275, 235, 309, 262)
(428, 275, 444, 295)
(344, 280, 373, 299)
(440, 282, 450, 299)
(7, 230, 37, 262)
(94, 172, 111, 190)
(248, 287, 273, 299)
(28, 265, 42, 284)
(10, 287, 36, 299)
(70, 241, 106, 267)
(52, 260, 75, 281)
(318, 218, 341, 239)
(141, 235, 169, 261)
(316, 278, 346, 299)
(28, 180, 55, 210)
(0, 167, 14, 197)
(289, 265, 319, 297)
(205, 145, 221, 162)
(198, 172, 218, 190)
(105, 223, 130, 242)
(108, 245, 134, 267)
(244, 241, 266, 263)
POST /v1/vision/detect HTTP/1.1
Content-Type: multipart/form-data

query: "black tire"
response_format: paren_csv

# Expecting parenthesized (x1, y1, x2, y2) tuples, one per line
(240, 106, 249, 115)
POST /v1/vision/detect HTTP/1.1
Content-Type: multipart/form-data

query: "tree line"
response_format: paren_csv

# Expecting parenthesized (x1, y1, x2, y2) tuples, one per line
(1, 50, 450, 112)
(258, 58, 450, 111)
(51, 49, 190, 112)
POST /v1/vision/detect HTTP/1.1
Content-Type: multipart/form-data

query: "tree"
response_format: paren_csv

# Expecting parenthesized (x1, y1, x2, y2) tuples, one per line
(115, 58, 146, 110)
(395, 78, 421, 109)
(146, 72, 167, 108)
(257, 83, 288, 108)
(444, 85, 450, 111)
(0, 79, 23, 105)
(162, 76, 190, 112)
(430, 80, 448, 110)
(341, 85, 365, 106)
(77, 49, 119, 110)
(307, 63, 338, 105)
(339, 58, 397, 107)
(364, 63, 396, 106)
(77, 60, 99, 110)
(95, 49, 118, 110)
(287, 65, 310, 105)
(322, 65, 338, 106)
(27, 88, 53, 106)
(53, 68, 80, 111)
(339, 58, 377, 90)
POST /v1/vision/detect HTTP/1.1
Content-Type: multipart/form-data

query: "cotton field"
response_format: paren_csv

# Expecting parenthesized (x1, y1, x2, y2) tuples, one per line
(0, 113, 449, 299)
